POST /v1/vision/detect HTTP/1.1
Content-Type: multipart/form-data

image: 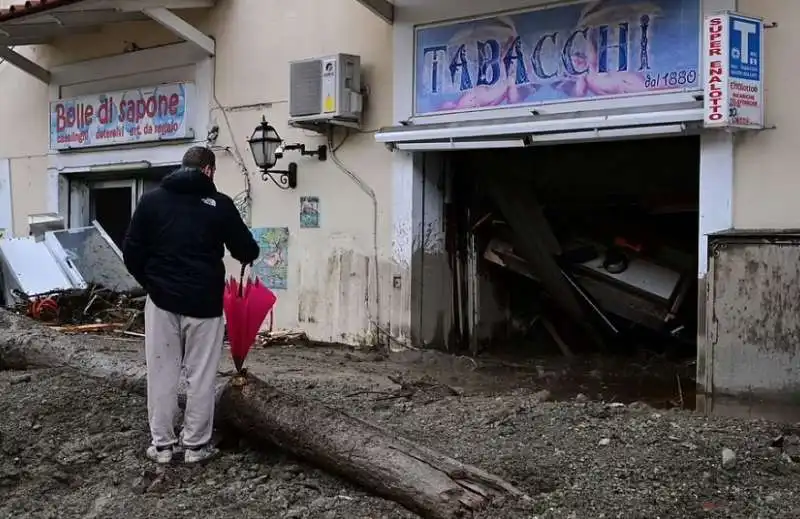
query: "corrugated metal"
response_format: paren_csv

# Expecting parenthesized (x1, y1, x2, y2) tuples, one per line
(703, 233, 800, 402)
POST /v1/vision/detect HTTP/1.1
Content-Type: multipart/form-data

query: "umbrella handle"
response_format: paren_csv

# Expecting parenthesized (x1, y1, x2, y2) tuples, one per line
(238, 263, 247, 298)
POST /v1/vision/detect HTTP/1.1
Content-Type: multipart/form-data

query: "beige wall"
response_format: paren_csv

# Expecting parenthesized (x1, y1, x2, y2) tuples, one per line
(0, 0, 397, 344)
(0, 44, 51, 239)
(733, 1, 797, 229)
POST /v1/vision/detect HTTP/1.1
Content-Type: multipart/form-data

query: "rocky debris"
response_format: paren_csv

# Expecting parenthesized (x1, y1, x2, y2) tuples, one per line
(531, 389, 552, 403)
(722, 447, 737, 469)
(3, 345, 800, 518)
(8, 373, 31, 385)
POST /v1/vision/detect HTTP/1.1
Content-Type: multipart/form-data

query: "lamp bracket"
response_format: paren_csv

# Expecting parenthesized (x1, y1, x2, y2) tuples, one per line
(262, 162, 298, 190)
(283, 143, 327, 161)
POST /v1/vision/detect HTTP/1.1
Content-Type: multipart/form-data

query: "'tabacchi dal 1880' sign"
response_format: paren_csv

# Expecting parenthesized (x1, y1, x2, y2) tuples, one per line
(414, 0, 701, 115)
(49, 82, 194, 150)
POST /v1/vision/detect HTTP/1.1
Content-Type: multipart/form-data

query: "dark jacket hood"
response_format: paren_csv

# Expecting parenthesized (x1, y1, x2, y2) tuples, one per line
(161, 167, 217, 196)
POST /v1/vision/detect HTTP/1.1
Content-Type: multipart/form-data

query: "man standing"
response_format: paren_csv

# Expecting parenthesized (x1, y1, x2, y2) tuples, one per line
(123, 147, 260, 464)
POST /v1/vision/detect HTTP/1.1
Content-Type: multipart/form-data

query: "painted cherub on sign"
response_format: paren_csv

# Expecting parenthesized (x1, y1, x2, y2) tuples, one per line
(436, 16, 540, 112)
(552, 0, 660, 97)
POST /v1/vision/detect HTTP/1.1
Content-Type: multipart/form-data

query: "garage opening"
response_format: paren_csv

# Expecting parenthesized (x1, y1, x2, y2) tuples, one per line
(436, 135, 700, 404)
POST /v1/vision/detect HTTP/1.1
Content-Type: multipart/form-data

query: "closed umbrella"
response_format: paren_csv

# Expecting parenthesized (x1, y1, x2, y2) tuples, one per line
(223, 264, 277, 373)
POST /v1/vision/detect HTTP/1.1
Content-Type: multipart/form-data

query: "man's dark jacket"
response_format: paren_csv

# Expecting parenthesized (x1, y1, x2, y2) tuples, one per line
(122, 167, 260, 318)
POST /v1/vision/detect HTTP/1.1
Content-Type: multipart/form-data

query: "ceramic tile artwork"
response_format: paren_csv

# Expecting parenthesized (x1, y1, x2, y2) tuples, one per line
(300, 196, 320, 228)
(250, 227, 289, 289)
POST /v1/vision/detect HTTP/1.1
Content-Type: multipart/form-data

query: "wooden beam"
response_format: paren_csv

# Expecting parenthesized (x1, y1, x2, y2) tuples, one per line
(142, 7, 214, 56)
(0, 46, 50, 83)
(354, 0, 393, 24)
(113, 0, 215, 11)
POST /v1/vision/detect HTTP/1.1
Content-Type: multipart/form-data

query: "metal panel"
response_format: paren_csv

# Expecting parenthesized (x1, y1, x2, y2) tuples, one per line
(47, 225, 140, 293)
(289, 59, 323, 117)
(375, 103, 704, 145)
(706, 235, 800, 401)
(0, 237, 78, 299)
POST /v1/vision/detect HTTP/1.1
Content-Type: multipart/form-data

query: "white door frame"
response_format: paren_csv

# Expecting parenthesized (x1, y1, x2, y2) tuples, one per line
(88, 179, 137, 222)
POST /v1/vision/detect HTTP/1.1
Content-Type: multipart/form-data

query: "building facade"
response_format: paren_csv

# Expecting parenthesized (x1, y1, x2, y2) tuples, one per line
(355, 0, 800, 408)
(0, 0, 405, 346)
(1, 0, 799, 406)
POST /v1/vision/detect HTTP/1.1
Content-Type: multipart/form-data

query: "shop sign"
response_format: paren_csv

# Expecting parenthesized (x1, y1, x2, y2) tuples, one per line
(49, 82, 194, 151)
(703, 13, 764, 129)
(414, 0, 701, 116)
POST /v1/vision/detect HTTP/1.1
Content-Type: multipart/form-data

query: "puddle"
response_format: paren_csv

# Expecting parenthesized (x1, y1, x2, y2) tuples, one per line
(474, 354, 697, 410)
(540, 370, 697, 410)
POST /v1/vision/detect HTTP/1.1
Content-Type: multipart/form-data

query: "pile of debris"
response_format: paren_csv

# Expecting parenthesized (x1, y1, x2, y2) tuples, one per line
(0, 219, 145, 336)
(446, 149, 700, 357)
(0, 219, 310, 346)
(12, 285, 145, 335)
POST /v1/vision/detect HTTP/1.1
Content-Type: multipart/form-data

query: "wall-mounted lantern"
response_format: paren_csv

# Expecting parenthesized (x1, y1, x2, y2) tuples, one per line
(247, 117, 327, 190)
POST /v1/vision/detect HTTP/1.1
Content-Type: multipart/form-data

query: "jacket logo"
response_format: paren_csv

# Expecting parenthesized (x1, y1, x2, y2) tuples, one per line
(201, 197, 216, 207)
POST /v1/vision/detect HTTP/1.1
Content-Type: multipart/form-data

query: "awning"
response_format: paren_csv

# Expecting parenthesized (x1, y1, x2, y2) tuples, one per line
(375, 102, 705, 152)
(0, 0, 216, 83)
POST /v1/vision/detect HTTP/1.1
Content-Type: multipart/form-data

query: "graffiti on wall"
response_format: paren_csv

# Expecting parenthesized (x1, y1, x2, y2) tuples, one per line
(251, 227, 289, 289)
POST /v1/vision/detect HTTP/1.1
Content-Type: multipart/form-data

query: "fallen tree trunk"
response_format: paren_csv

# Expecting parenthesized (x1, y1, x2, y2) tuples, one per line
(0, 310, 527, 518)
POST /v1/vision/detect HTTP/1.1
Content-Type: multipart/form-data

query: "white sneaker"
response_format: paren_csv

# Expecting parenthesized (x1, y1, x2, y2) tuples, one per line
(183, 444, 219, 464)
(146, 445, 174, 464)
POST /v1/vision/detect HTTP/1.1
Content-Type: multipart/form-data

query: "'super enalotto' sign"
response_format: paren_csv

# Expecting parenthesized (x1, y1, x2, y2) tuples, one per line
(703, 13, 764, 129)
(49, 82, 195, 150)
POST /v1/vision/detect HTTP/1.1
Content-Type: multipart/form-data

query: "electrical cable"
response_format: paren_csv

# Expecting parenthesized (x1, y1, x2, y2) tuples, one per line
(208, 59, 253, 225)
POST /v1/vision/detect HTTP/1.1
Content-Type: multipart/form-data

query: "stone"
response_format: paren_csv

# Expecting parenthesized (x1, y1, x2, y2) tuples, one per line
(722, 448, 736, 469)
(532, 389, 552, 403)
(310, 497, 336, 511)
(9, 374, 31, 385)
(285, 506, 308, 518)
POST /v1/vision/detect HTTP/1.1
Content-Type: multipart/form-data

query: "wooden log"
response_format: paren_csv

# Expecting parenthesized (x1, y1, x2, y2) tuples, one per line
(0, 310, 528, 518)
(219, 374, 527, 518)
(0, 309, 147, 394)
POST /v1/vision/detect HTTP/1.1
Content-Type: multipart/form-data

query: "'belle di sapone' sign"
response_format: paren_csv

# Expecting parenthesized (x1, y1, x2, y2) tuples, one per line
(49, 82, 195, 150)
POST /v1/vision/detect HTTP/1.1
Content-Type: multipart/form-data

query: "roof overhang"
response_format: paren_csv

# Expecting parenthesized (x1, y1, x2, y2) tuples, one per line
(0, 0, 216, 83)
(375, 101, 705, 151)
(354, 0, 393, 24)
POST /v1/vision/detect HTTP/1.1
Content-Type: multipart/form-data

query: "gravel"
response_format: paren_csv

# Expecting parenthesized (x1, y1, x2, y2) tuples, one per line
(2, 344, 800, 518)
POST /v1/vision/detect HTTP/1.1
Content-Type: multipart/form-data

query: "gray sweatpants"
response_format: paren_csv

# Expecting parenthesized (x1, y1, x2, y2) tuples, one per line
(144, 296, 224, 448)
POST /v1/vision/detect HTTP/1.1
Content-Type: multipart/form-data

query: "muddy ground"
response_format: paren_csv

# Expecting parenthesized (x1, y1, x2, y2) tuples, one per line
(2, 341, 800, 518)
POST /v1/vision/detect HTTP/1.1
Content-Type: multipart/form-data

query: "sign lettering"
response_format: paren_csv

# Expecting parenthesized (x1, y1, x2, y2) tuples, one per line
(49, 82, 194, 151)
(703, 13, 764, 129)
(414, 0, 700, 115)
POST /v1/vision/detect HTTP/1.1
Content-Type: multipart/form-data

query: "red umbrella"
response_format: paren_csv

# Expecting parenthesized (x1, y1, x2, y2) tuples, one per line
(223, 264, 277, 373)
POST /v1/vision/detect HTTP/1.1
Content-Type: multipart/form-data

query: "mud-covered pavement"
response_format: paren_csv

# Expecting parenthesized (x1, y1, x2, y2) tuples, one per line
(3, 342, 800, 518)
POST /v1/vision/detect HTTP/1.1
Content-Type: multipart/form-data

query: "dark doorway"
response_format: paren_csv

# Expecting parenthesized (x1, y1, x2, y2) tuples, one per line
(90, 186, 132, 248)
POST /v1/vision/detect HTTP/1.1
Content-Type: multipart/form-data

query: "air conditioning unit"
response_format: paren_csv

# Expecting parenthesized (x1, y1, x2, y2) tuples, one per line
(288, 53, 363, 129)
